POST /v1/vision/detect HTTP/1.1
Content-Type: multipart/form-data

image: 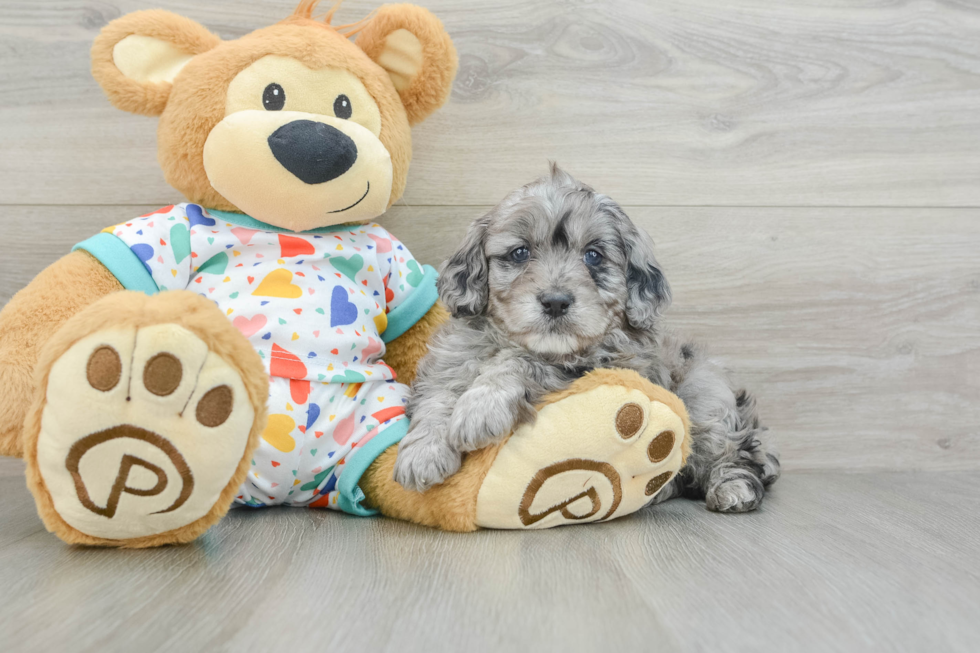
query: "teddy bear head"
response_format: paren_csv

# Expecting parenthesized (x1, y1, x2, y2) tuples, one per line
(92, 1, 457, 232)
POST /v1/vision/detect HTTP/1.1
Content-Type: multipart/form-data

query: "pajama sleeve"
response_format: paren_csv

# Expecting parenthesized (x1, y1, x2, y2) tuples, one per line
(374, 227, 439, 343)
(72, 204, 198, 295)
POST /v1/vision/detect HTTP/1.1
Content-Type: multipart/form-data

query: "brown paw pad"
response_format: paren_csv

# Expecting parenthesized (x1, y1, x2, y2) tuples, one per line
(647, 430, 675, 463)
(615, 402, 645, 439)
(83, 332, 236, 428)
(196, 385, 234, 427)
(87, 346, 122, 392)
(143, 353, 183, 397)
(645, 471, 673, 496)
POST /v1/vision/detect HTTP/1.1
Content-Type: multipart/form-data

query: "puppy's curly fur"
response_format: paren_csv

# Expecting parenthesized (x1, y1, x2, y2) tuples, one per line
(394, 165, 780, 512)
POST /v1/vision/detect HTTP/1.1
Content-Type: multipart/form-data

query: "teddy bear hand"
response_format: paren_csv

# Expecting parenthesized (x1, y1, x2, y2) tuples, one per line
(22, 290, 268, 547)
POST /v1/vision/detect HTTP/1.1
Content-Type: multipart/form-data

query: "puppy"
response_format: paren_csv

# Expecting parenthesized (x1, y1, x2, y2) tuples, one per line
(393, 165, 780, 512)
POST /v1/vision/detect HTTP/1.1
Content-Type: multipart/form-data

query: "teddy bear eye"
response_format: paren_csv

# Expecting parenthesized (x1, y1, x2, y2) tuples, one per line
(333, 94, 352, 119)
(263, 83, 285, 111)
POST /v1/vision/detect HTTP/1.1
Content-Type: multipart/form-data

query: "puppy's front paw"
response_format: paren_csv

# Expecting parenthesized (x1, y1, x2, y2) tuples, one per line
(448, 387, 515, 452)
(393, 429, 462, 493)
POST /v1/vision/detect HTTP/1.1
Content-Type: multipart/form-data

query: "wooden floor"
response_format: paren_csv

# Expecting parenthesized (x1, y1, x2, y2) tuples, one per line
(1, 1, 979, 651)
(1, 456, 978, 652)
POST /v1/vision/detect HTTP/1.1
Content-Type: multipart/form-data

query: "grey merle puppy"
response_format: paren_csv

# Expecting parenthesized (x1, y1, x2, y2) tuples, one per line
(393, 165, 780, 512)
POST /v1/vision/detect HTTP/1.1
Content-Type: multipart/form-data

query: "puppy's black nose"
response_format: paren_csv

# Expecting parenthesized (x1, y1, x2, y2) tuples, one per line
(268, 120, 357, 185)
(539, 292, 574, 318)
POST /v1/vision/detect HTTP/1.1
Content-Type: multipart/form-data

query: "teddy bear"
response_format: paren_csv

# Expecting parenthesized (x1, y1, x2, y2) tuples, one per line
(0, 1, 691, 547)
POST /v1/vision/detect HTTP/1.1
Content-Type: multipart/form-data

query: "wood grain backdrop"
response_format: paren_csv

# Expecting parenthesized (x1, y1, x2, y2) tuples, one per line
(1, 1, 978, 471)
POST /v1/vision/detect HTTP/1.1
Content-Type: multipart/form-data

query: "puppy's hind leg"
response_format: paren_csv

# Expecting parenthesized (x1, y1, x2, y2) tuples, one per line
(674, 357, 780, 513)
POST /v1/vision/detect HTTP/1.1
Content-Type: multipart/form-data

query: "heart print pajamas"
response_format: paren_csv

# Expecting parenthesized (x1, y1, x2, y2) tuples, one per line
(74, 203, 438, 515)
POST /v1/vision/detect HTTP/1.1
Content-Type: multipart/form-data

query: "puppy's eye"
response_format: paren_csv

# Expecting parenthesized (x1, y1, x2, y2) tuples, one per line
(584, 250, 603, 266)
(263, 83, 285, 111)
(510, 247, 530, 263)
(334, 94, 352, 119)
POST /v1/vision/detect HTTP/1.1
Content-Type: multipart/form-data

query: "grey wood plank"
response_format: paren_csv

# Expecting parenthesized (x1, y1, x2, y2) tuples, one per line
(0, 467, 977, 652)
(2, 1, 980, 207)
(0, 457, 25, 479)
(0, 471, 45, 550)
(2, 204, 977, 471)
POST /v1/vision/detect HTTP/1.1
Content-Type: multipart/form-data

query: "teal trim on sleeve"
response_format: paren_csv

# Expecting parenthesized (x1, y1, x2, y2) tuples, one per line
(206, 208, 359, 234)
(381, 265, 439, 343)
(336, 419, 409, 517)
(73, 233, 159, 295)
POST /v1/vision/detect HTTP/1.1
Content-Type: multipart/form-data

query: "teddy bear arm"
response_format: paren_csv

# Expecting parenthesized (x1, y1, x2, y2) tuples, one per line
(0, 251, 123, 457)
(360, 441, 500, 532)
(360, 300, 493, 530)
(380, 301, 449, 386)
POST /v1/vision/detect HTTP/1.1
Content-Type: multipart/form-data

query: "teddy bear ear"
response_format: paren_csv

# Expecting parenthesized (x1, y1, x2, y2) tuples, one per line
(91, 10, 221, 117)
(355, 4, 458, 125)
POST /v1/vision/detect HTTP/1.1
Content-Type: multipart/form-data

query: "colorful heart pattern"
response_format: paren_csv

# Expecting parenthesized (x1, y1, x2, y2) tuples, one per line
(99, 203, 431, 510)
(262, 414, 296, 453)
(233, 314, 267, 338)
(331, 369, 366, 384)
(270, 343, 308, 379)
(130, 243, 154, 275)
(330, 286, 358, 327)
(253, 268, 303, 299)
(186, 204, 216, 228)
(197, 251, 228, 275)
(239, 375, 411, 509)
(104, 205, 427, 381)
(279, 234, 316, 258)
(170, 223, 191, 263)
(405, 259, 424, 287)
(332, 254, 363, 282)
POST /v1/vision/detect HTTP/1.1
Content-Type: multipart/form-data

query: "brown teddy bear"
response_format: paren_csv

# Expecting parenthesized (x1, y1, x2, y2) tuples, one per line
(0, 1, 690, 547)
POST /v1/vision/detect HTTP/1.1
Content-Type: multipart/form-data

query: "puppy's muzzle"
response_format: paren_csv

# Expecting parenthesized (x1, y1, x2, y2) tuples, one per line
(538, 291, 574, 318)
(268, 119, 357, 185)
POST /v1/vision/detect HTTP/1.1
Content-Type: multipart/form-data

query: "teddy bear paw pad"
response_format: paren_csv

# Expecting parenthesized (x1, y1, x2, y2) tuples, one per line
(474, 383, 687, 529)
(34, 324, 255, 541)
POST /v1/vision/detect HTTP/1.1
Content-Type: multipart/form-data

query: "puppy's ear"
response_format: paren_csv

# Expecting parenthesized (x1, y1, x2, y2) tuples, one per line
(438, 215, 490, 318)
(356, 5, 458, 125)
(549, 161, 577, 187)
(607, 203, 671, 329)
(91, 10, 221, 117)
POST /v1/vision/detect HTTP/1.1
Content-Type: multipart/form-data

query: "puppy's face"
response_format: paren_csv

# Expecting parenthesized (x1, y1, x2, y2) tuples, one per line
(482, 192, 627, 354)
(440, 166, 671, 357)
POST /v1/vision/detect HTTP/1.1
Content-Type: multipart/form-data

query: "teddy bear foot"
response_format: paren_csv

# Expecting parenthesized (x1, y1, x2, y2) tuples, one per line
(23, 291, 267, 547)
(361, 368, 691, 532)
(474, 369, 691, 529)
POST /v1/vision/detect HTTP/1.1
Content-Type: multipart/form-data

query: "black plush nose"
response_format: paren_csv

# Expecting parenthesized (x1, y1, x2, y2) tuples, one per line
(267, 120, 357, 185)
(539, 292, 574, 318)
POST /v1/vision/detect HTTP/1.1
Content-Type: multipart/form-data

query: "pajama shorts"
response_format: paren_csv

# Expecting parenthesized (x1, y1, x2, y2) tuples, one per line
(235, 377, 410, 515)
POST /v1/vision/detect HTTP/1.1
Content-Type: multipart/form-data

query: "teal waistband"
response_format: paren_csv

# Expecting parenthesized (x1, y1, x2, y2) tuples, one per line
(336, 419, 409, 516)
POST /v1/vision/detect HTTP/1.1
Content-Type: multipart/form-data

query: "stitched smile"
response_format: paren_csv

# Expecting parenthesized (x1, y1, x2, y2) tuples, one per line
(328, 181, 370, 214)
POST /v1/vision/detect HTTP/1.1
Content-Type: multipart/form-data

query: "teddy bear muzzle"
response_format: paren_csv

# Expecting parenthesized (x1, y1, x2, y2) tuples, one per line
(202, 109, 393, 231)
